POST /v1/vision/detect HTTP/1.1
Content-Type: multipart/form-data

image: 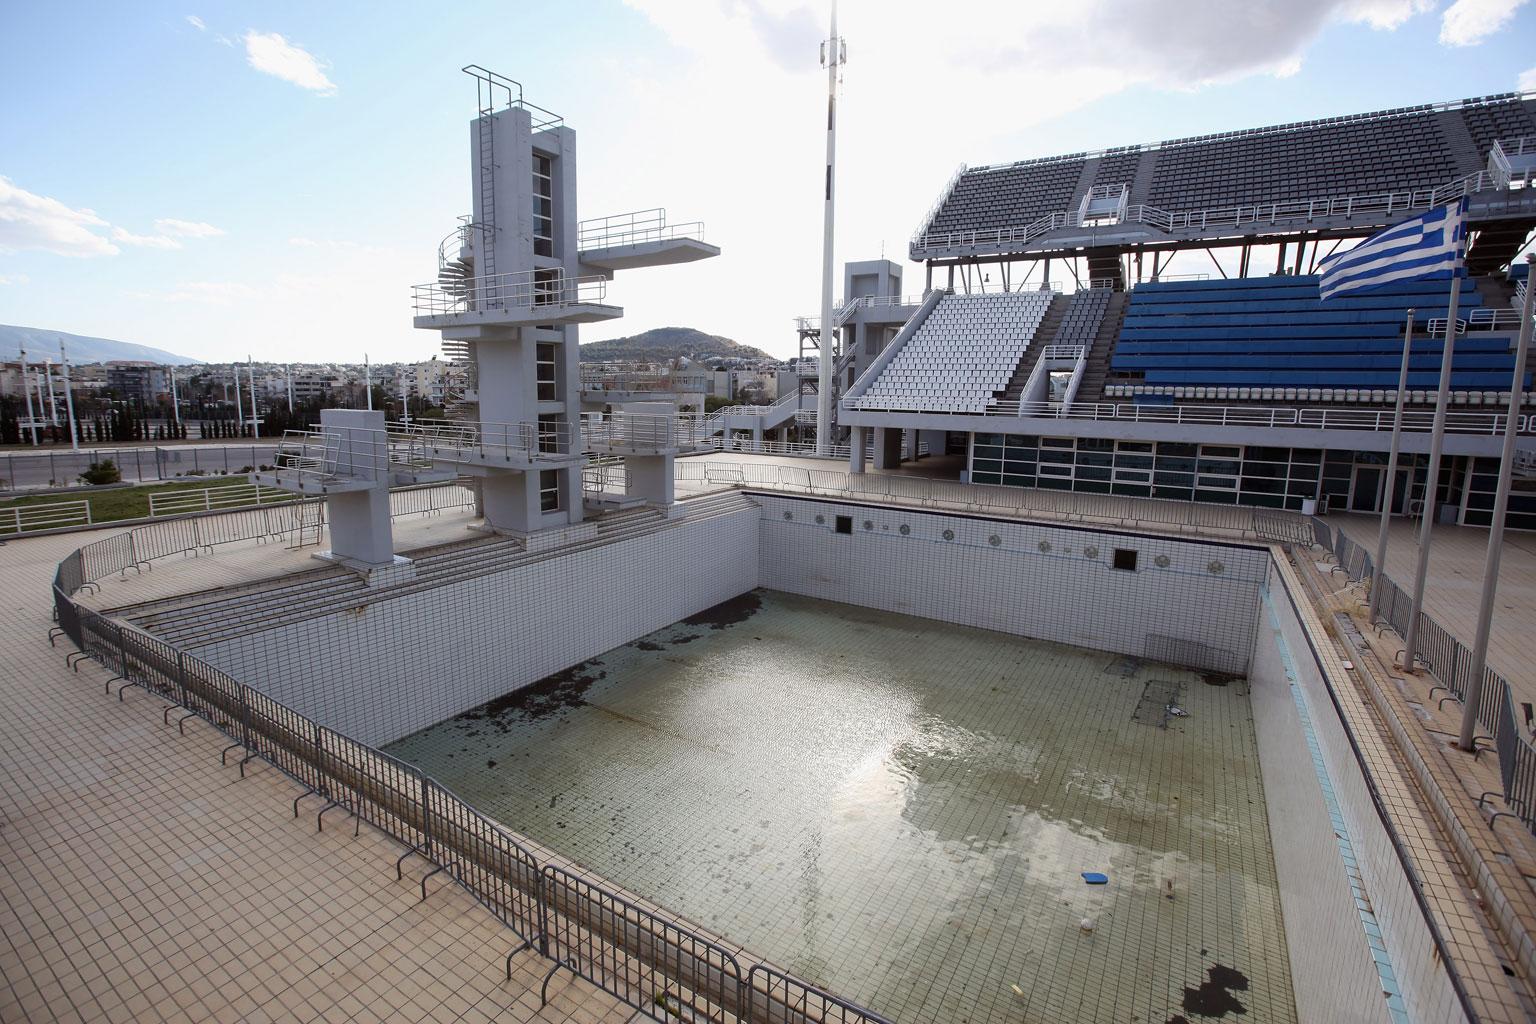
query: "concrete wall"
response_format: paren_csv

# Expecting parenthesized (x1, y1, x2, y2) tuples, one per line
(195, 504, 760, 746)
(1250, 559, 1466, 1024)
(753, 493, 1267, 668)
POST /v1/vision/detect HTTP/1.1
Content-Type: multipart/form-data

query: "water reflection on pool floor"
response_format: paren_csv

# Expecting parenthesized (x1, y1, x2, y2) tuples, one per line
(386, 590, 1296, 1024)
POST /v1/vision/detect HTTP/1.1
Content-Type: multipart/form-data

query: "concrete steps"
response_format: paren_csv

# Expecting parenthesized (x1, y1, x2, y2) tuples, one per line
(121, 493, 760, 650)
(993, 294, 1071, 406)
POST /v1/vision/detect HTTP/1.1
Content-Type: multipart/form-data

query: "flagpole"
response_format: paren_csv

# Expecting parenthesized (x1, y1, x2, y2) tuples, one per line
(1401, 277, 1460, 672)
(1369, 308, 1415, 622)
(1457, 253, 1534, 750)
(59, 340, 78, 452)
(18, 346, 38, 445)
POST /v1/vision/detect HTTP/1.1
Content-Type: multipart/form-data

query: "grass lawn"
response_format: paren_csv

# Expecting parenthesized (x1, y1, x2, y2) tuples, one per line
(0, 476, 297, 528)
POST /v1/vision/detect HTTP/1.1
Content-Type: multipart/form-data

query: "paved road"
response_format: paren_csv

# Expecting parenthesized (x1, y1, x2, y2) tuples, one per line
(0, 443, 281, 489)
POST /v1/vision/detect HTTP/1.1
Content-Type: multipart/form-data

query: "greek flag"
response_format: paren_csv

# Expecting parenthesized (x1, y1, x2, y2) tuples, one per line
(1318, 198, 1467, 300)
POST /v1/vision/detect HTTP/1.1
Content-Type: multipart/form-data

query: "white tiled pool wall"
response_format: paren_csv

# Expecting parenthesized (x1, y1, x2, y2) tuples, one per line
(753, 493, 1267, 669)
(194, 504, 762, 746)
(192, 493, 1450, 1021)
(1250, 560, 1466, 1024)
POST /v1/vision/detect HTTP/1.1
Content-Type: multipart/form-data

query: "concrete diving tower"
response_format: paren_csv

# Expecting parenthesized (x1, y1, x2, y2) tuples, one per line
(402, 66, 718, 542)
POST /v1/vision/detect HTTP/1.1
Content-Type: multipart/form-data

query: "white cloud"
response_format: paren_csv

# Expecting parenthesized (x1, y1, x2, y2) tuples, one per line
(186, 14, 205, 31)
(1439, 0, 1530, 46)
(155, 218, 224, 238)
(111, 227, 183, 249)
(0, 177, 119, 257)
(243, 30, 336, 95)
(1521, 66, 1536, 91)
(126, 281, 260, 304)
(288, 236, 322, 247)
(0, 273, 30, 286)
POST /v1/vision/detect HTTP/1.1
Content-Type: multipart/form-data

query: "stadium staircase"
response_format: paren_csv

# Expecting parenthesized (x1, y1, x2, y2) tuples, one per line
(992, 294, 1070, 406)
(1072, 292, 1130, 403)
(1084, 248, 1124, 291)
(109, 494, 757, 650)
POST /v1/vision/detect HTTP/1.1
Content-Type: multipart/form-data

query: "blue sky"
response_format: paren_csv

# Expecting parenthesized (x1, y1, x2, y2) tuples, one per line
(1, 0, 1532, 362)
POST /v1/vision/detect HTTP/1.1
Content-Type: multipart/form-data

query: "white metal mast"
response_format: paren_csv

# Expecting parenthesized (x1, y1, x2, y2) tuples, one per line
(815, 1, 845, 455)
(59, 340, 78, 451)
(18, 346, 37, 445)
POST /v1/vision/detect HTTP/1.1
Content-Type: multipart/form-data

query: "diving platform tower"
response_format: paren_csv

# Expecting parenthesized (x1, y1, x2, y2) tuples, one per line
(409, 66, 719, 538)
(260, 66, 718, 566)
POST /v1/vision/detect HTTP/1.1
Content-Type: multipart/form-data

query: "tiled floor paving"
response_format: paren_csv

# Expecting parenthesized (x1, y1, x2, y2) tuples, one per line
(0, 527, 628, 1024)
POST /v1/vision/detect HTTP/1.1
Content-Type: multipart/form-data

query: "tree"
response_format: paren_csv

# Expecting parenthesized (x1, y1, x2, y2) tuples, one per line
(79, 459, 121, 485)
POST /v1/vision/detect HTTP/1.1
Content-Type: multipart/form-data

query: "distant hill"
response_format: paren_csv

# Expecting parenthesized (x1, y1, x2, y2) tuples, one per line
(579, 327, 773, 363)
(0, 324, 198, 365)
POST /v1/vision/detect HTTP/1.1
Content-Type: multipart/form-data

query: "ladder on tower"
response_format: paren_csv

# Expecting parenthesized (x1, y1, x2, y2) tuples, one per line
(463, 66, 519, 287)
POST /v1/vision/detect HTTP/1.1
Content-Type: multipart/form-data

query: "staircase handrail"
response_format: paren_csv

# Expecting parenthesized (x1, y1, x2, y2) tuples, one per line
(412, 268, 609, 317)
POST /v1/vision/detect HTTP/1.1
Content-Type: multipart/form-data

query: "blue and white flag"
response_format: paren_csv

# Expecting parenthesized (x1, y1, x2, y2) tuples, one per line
(1317, 198, 1467, 301)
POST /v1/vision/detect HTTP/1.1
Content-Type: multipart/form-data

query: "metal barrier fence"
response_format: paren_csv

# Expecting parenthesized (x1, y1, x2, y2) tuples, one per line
(1315, 522, 1536, 832)
(0, 498, 92, 534)
(0, 444, 279, 491)
(148, 483, 295, 517)
(676, 460, 1313, 544)
(47, 507, 890, 1024)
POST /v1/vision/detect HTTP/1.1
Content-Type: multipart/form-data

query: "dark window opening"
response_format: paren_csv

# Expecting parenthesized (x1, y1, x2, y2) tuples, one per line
(1112, 548, 1138, 572)
(835, 515, 852, 534)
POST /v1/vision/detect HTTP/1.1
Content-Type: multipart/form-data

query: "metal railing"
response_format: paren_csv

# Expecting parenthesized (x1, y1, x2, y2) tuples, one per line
(49, 516, 890, 1024)
(577, 208, 706, 250)
(844, 395, 1534, 435)
(1316, 523, 1536, 834)
(581, 413, 710, 452)
(391, 417, 577, 463)
(271, 427, 435, 485)
(912, 164, 1532, 254)
(674, 459, 1313, 544)
(148, 483, 295, 518)
(412, 268, 609, 317)
(1429, 308, 1529, 334)
(0, 498, 92, 534)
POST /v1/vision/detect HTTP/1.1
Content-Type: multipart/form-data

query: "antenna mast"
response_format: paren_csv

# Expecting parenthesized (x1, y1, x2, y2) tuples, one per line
(815, 1, 845, 455)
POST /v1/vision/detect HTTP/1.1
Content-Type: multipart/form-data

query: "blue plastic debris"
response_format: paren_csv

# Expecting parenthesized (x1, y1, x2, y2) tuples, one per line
(1082, 872, 1109, 885)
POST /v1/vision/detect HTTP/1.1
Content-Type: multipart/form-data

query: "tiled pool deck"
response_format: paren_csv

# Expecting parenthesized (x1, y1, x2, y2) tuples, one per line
(388, 590, 1297, 1024)
(0, 528, 626, 1023)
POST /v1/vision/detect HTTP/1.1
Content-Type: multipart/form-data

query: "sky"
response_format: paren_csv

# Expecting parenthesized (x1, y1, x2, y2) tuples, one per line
(1, 0, 1533, 363)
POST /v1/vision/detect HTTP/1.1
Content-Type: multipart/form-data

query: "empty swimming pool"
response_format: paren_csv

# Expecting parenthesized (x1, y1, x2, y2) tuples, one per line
(386, 589, 1296, 1024)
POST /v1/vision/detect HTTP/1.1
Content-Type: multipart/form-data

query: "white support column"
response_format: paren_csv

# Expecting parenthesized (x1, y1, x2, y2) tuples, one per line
(849, 425, 866, 474)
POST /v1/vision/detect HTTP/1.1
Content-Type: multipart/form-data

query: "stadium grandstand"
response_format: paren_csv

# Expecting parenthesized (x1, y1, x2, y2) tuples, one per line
(837, 92, 1536, 529)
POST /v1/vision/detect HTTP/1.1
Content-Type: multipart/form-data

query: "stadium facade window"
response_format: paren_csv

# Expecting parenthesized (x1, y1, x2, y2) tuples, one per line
(536, 414, 562, 454)
(536, 343, 559, 401)
(532, 153, 554, 257)
(539, 469, 561, 512)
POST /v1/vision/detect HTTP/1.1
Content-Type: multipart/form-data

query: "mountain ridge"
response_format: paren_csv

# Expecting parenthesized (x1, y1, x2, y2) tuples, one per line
(579, 327, 773, 363)
(0, 324, 199, 365)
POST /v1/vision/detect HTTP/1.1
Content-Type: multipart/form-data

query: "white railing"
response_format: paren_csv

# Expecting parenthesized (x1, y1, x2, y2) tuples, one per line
(148, 483, 292, 518)
(391, 417, 576, 463)
(701, 437, 851, 460)
(411, 268, 609, 317)
(910, 163, 967, 247)
(843, 396, 1534, 436)
(912, 166, 1531, 254)
(272, 427, 435, 484)
(579, 371, 699, 393)
(1039, 345, 1087, 361)
(0, 498, 92, 535)
(581, 412, 710, 451)
(577, 208, 706, 250)
(582, 456, 631, 495)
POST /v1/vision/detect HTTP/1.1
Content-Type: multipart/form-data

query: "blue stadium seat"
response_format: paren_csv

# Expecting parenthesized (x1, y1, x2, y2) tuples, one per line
(1108, 274, 1531, 397)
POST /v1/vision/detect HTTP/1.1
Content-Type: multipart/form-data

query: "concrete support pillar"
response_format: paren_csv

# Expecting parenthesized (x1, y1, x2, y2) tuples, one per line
(627, 454, 675, 507)
(752, 424, 764, 446)
(849, 426, 866, 474)
(777, 426, 789, 445)
(324, 487, 394, 568)
(873, 427, 902, 470)
(481, 470, 535, 534)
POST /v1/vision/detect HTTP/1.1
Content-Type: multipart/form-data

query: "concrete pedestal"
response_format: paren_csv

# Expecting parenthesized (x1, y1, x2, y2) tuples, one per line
(627, 454, 675, 507)
(324, 487, 395, 568)
(849, 426, 867, 474)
